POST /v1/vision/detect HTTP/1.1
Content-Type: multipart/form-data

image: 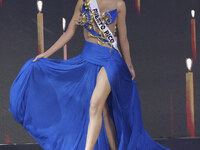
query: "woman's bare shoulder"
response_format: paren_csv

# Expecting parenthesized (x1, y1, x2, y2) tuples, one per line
(116, 0, 126, 12)
(75, 0, 84, 12)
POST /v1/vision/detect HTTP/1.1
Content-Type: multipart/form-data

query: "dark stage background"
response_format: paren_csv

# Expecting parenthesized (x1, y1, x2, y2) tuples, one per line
(0, 0, 200, 145)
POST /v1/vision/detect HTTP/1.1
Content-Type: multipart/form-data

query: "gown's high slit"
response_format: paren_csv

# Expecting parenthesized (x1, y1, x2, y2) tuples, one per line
(9, 40, 170, 150)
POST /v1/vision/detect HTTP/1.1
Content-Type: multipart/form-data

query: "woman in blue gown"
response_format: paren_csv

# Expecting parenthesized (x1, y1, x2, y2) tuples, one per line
(9, 0, 171, 149)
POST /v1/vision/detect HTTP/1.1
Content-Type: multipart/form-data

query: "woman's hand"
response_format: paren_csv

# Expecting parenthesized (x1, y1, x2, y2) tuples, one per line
(128, 65, 136, 80)
(32, 51, 50, 62)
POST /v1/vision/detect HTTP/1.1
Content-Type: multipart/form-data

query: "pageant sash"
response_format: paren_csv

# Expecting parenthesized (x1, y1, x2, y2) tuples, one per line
(90, 0, 120, 53)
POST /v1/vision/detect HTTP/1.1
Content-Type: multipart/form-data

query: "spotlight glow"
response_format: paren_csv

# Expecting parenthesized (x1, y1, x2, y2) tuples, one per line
(62, 18, 66, 31)
(186, 58, 193, 71)
(37, 0, 43, 12)
(191, 10, 195, 18)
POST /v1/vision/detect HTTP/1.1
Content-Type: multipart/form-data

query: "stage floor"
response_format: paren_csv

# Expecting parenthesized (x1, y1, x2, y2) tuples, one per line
(0, 137, 199, 150)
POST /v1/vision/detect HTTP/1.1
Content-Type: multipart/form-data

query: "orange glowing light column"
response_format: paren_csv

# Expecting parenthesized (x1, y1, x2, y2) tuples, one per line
(191, 10, 196, 61)
(62, 18, 68, 60)
(135, 0, 141, 15)
(37, 0, 44, 54)
(185, 58, 195, 137)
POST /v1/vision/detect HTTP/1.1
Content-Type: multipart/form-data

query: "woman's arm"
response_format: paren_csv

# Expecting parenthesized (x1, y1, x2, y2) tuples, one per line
(117, 0, 136, 80)
(33, 0, 83, 62)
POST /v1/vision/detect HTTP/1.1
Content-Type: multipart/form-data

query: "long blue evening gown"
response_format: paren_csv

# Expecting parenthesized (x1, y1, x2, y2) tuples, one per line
(9, 41, 170, 150)
(9, 1, 171, 149)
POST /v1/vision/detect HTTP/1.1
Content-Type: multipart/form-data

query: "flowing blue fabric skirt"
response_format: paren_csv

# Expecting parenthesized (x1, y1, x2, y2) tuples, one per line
(9, 40, 170, 150)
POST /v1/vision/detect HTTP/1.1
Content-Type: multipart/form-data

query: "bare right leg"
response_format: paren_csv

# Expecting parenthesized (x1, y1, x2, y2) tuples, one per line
(84, 67, 111, 150)
(103, 103, 118, 150)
